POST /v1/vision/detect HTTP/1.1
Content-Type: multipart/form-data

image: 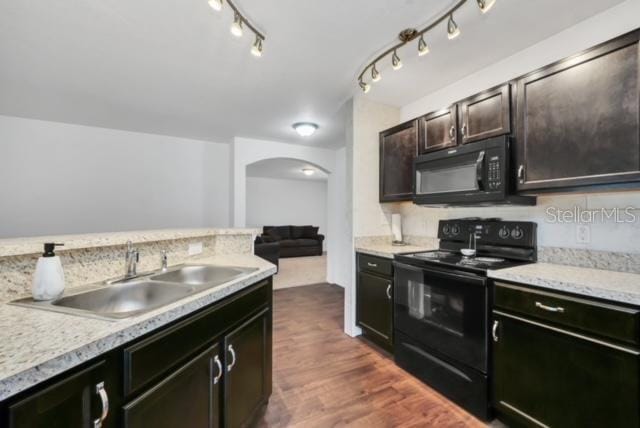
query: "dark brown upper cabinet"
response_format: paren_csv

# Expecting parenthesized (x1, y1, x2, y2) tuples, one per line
(417, 105, 458, 154)
(379, 119, 418, 202)
(515, 30, 640, 192)
(459, 84, 511, 144)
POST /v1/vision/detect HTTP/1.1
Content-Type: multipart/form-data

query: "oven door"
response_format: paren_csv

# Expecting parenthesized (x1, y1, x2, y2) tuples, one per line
(394, 262, 488, 372)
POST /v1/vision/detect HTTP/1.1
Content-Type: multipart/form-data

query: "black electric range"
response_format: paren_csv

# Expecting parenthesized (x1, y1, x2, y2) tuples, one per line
(393, 218, 537, 420)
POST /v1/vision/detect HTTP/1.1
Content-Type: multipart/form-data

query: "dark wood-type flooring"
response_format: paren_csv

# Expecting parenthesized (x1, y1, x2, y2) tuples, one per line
(257, 283, 486, 428)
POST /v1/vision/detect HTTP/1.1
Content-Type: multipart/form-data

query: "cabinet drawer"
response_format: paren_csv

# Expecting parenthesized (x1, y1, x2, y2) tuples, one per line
(123, 280, 269, 397)
(358, 254, 392, 277)
(494, 281, 640, 346)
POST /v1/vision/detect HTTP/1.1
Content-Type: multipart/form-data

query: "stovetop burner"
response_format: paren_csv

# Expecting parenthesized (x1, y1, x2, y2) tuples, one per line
(401, 250, 528, 273)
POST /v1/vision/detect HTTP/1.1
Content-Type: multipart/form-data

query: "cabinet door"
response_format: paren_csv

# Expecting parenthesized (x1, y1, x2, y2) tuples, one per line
(418, 106, 457, 154)
(379, 120, 418, 202)
(515, 30, 640, 192)
(224, 308, 271, 428)
(123, 344, 221, 428)
(459, 84, 511, 144)
(493, 312, 640, 428)
(8, 361, 109, 428)
(356, 271, 393, 349)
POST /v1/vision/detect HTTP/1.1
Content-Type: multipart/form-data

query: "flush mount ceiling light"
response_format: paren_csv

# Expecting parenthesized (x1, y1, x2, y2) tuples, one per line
(357, 0, 496, 92)
(301, 168, 315, 176)
(207, 0, 266, 57)
(292, 122, 319, 137)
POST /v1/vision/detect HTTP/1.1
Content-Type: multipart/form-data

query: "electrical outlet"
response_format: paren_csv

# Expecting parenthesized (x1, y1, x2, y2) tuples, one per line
(576, 224, 591, 244)
(188, 242, 203, 255)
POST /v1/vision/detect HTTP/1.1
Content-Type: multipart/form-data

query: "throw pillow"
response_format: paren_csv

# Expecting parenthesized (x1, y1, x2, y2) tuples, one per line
(291, 225, 310, 239)
(301, 226, 319, 238)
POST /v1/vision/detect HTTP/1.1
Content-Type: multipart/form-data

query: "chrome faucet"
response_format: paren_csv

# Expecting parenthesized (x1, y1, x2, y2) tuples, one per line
(125, 241, 139, 278)
(160, 250, 168, 272)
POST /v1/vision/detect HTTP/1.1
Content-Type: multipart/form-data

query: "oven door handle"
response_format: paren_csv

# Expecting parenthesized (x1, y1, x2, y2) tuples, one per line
(475, 150, 485, 191)
(393, 262, 486, 283)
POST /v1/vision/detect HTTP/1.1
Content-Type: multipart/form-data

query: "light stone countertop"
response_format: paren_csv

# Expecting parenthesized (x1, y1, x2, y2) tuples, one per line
(355, 242, 439, 259)
(0, 253, 276, 401)
(488, 263, 640, 306)
(0, 228, 260, 257)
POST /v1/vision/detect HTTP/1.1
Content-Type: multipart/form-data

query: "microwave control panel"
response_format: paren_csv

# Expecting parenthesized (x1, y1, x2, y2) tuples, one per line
(487, 155, 502, 191)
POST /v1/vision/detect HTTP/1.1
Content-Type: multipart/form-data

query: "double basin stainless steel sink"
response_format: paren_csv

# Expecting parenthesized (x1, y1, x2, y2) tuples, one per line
(12, 265, 258, 320)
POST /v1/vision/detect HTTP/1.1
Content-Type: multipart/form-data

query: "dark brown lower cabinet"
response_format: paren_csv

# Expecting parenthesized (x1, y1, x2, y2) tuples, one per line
(7, 361, 108, 428)
(224, 308, 271, 428)
(123, 344, 221, 428)
(356, 253, 394, 352)
(493, 311, 640, 428)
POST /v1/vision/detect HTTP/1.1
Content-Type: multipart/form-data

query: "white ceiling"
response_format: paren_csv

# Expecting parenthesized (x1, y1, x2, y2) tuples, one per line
(246, 158, 328, 181)
(0, 0, 625, 148)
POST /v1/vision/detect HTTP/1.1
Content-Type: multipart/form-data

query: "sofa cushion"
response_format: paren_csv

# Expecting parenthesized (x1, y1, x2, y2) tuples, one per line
(279, 238, 320, 247)
(265, 226, 290, 240)
(291, 225, 311, 239)
(301, 226, 319, 238)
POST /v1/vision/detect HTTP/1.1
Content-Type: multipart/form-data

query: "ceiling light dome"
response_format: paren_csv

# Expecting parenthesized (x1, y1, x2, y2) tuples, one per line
(302, 168, 315, 176)
(293, 122, 319, 137)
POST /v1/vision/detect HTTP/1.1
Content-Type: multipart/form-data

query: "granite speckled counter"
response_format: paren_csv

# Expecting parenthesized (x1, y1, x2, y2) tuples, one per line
(355, 242, 438, 259)
(0, 253, 276, 401)
(488, 263, 640, 306)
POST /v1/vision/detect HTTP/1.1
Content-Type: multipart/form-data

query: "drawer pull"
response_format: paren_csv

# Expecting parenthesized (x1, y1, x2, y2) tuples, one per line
(386, 284, 392, 300)
(213, 355, 223, 384)
(367, 262, 378, 268)
(535, 301, 565, 313)
(227, 345, 236, 372)
(93, 382, 109, 428)
(492, 320, 499, 342)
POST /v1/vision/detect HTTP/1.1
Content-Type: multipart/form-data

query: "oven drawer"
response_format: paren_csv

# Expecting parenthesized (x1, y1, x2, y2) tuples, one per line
(358, 253, 393, 277)
(494, 281, 640, 346)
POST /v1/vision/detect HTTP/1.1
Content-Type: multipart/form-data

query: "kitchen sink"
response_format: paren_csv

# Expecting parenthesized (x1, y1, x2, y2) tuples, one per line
(11, 264, 259, 320)
(150, 265, 258, 289)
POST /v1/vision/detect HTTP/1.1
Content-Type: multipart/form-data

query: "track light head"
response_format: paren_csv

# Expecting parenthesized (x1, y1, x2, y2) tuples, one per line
(208, 0, 223, 12)
(418, 35, 430, 56)
(251, 36, 263, 57)
(477, 0, 496, 13)
(230, 13, 243, 37)
(359, 80, 371, 94)
(392, 50, 402, 70)
(447, 14, 460, 40)
(371, 64, 381, 82)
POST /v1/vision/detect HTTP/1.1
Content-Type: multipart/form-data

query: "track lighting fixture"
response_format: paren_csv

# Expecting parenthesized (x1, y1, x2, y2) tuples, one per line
(357, 0, 497, 91)
(418, 35, 430, 56)
(392, 50, 402, 71)
(477, 0, 496, 14)
(447, 14, 460, 40)
(208, 0, 223, 12)
(371, 64, 381, 82)
(251, 36, 263, 57)
(230, 13, 243, 37)
(208, 0, 266, 57)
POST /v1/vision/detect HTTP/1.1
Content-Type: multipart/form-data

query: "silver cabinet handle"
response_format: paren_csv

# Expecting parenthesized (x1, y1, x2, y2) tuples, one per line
(213, 355, 223, 384)
(367, 262, 378, 268)
(461, 124, 467, 136)
(535, 301, 565, 313)
(386, 284, 392, 300)
(517, 164, 525, 182)
(492, 320, 499, 343)
(449, 125, 456, 140)
(227, 345, 236, 372)
(93, 382, 109, 428)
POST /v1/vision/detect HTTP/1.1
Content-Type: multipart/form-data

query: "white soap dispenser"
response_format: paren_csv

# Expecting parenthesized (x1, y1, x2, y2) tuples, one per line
(32, 242, 65, 301)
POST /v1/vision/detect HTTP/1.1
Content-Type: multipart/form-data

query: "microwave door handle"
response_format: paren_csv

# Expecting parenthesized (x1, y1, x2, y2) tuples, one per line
(476, 150, 485, 190)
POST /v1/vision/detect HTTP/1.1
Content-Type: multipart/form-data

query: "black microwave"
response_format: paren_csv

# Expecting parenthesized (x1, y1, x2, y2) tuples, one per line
(413, 136, 535, 206)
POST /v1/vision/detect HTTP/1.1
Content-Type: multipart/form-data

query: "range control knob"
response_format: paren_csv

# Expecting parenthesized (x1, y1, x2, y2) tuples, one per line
(511, 227, 524, 240)
(498, 226, 510, 239)
(442, 225, 451, 235)
(451, 225, 460, 236)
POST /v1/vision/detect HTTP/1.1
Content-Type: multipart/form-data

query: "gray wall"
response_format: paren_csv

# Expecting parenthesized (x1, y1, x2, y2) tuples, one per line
(0, 115, 230, 238)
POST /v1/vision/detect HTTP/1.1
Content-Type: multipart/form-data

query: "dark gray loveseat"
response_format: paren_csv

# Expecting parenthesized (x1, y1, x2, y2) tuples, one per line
(259, 225, 324, 258)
